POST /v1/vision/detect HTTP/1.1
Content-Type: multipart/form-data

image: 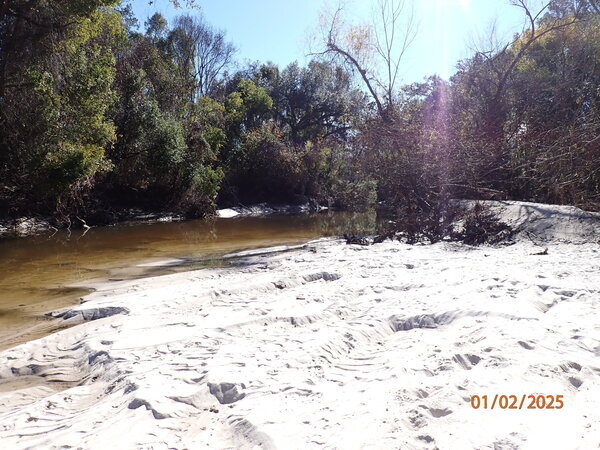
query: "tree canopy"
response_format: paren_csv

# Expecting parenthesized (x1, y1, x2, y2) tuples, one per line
(1, 0, 599, 224)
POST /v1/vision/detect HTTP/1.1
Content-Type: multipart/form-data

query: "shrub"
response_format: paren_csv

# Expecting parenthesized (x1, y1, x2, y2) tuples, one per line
(373, 200, 514, 246)
(454, 203, 514, 245)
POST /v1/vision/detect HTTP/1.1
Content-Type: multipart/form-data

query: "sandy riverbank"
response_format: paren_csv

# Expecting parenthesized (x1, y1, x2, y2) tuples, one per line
(0, 201, 599, 449)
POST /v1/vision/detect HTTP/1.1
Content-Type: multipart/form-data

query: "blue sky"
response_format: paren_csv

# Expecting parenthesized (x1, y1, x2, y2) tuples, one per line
(129, 0, 536, 84)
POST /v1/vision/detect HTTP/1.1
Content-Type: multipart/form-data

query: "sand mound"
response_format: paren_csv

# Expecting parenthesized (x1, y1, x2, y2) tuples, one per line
(460, 200, 600, 244)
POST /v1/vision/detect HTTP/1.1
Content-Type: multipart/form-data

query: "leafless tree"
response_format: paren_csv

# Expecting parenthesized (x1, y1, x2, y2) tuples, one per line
(311, 0, 417, 121)
(372, 0, 417, 111)
(476, 0, 586, 108)
(171, 14, 236, 100)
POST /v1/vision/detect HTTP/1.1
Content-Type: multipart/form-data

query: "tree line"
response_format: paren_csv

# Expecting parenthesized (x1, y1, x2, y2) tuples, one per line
(318, 0, 600, 213)
(1, 0, 599, 226)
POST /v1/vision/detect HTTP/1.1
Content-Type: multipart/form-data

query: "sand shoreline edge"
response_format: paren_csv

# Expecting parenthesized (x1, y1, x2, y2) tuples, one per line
(0, 201, 599, 448)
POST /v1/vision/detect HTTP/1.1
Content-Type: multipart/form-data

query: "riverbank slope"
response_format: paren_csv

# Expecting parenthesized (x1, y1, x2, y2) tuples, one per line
(0, 201, 599, 449)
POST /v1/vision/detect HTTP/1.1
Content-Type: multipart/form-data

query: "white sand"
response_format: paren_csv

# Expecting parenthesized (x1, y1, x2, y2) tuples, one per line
(1, 201, 599, 449)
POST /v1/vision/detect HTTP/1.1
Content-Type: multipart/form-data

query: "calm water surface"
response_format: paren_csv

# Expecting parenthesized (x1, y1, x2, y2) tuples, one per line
(0, 211, 380, 349)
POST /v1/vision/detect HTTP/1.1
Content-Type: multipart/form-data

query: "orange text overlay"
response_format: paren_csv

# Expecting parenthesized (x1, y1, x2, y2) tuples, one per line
(470, 395, 564, 410)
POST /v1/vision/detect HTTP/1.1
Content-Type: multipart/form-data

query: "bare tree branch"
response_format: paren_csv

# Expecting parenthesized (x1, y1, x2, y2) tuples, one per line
(309, 0, 417, 121)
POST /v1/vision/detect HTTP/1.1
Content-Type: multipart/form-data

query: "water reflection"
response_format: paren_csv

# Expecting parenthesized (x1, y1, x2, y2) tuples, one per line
(0, 210, 383, 349)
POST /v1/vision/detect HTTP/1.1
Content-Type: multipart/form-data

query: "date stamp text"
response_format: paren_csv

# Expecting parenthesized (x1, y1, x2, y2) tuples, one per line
(470, 395, 564, 410)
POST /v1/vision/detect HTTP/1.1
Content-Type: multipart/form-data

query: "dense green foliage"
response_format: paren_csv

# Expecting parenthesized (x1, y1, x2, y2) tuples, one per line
(0, 4, 367, 221)
(1, 1, 599, 225)
(1, 1, 123, 215)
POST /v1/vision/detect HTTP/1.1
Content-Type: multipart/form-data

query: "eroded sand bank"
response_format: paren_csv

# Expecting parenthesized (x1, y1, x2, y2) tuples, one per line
(0, 201, 599, 449)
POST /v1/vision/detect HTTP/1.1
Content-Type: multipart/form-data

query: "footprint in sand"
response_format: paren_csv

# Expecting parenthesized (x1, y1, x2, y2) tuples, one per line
(417, 435, 435, 443)
(406, 409, 427, 429)
(453, 353, 482, 370)
(559, 361, 582, 372)
(518, 341, 535, 350)
(207, 382, 246, 404)
(427, 407, 453, 418)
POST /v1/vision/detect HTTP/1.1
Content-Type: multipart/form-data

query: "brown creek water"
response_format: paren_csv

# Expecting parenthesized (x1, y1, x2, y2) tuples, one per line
(0, 210, 380, 350)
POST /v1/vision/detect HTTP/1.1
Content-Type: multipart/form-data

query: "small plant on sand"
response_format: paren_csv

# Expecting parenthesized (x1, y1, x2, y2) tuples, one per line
(364, 200, 514, 246)
(453, 202, 514, 245)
